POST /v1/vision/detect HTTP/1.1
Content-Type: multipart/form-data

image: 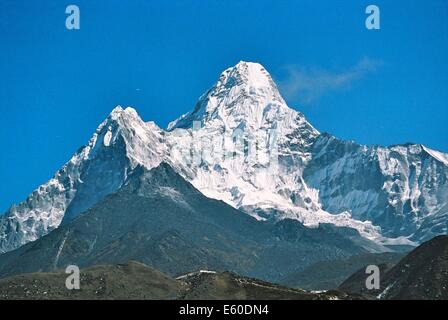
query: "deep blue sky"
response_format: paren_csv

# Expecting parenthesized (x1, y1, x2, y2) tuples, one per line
(1, 0, 447, 213)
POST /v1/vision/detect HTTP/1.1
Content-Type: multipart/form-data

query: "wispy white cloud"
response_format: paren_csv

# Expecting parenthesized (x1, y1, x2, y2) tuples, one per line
(278, 57, 383, 104)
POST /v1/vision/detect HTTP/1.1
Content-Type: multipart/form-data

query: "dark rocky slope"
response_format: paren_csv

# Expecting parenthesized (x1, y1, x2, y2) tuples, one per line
(339, 235, 448, 299)
(0, 163, 382, 283)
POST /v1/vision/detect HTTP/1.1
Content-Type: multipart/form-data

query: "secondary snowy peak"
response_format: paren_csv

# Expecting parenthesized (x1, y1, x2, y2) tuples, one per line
(304, 136, 448, 242)
(0, 105, 165, 253)
(96, 106, 165, 169)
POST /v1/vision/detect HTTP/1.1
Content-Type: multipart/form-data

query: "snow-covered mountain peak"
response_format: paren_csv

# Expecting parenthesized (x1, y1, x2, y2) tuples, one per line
(91, 105, 165, 169)
(219, 61, 282, 96)
(106, 106, 142, 127)
(167, 61, 301, 132)
(109, 105, 125, 117)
